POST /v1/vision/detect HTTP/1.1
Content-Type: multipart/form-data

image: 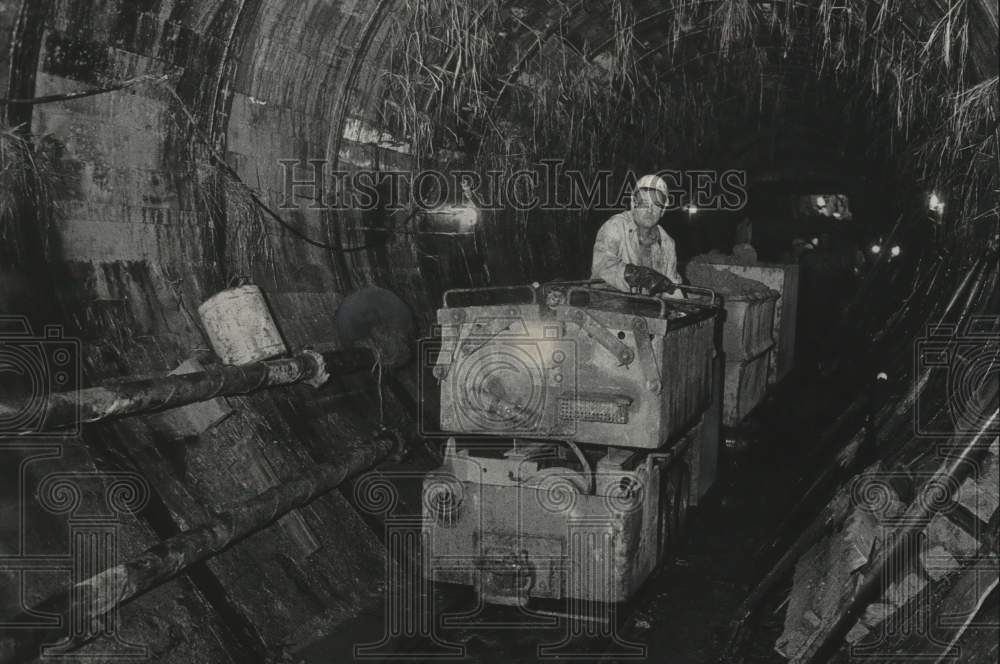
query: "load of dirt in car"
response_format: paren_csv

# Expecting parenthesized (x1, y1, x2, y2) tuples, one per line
(685, 261, 775, 298)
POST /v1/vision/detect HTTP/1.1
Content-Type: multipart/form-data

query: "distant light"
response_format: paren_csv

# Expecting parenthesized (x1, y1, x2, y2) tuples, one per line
(832, 211, 843, 219)
(812, 237, 820, 246)
(870, 244, 882, 255)
(877, 372, 888, 381)
(890, 245, 902, 257)
(929, 192, 945, 214)
(457, 206, 479, 230)
(815, 196, 827, 207)
(686, 205, 699, 214)
(422, 204, 480, 234)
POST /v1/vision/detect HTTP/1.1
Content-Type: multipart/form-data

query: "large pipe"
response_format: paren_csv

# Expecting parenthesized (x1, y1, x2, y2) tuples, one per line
(0, 428, 403, 664)
(0, 349, 377, 436)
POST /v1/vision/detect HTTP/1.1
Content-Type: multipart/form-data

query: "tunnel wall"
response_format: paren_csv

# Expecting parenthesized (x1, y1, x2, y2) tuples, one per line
(0, 0, 426, 657)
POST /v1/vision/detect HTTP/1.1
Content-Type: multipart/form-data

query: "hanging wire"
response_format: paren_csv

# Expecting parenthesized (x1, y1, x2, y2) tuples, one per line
(2, 67, 397, 254)
(0, 72, 172, 106)
(157, 81, 391, 254)
(371, 347, 385, 429)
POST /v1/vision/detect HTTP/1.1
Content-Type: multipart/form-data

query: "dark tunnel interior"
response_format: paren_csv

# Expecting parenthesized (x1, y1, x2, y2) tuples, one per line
(0, 1, 997, 663)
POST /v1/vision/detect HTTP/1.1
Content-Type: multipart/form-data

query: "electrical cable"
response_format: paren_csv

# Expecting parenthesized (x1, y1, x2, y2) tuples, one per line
(0, 73, 172, 105)
(158, 81, 391, 253)
(372, 349, 385, 429)
(1, 68, 394, 254)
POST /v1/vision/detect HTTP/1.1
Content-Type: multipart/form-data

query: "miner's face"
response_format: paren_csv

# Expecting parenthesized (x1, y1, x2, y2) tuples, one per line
(631, 188, 667, 229)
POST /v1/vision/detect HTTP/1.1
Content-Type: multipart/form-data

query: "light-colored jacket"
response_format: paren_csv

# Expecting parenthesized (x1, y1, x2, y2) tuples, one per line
(591, 212, 683, 294)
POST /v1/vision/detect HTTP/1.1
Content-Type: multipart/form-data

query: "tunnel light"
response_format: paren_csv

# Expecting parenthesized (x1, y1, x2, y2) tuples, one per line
(890, 245, 902, 258)
(455, 206, 480, 231)
(815, 195, 827, 207)
(870, 244, 882, 255)
(420, 204, 480, 234)
(686, 205, 699, 214)
(929, 192, 945, 215)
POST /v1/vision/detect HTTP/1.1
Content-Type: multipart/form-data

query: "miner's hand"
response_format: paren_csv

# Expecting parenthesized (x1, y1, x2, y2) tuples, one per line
(648, 273, 679, 296)
(624, 264, 658, 291)
(625, 264, 677, 295)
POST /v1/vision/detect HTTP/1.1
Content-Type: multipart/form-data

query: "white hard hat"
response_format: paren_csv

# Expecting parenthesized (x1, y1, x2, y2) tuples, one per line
(633, 174, 669, 207)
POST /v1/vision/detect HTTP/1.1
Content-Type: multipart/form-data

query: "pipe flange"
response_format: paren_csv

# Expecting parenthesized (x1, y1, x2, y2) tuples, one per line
(301, 350, 330, 388)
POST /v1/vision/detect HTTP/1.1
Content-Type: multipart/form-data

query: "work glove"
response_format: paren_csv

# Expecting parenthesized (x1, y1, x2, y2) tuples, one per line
(624, 264, 678, 296)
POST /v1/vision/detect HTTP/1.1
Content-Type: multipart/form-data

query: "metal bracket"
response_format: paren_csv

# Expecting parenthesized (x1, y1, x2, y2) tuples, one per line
(647, 449, 680, 470)
(434, 310, 466, 380)
(567, 285, 668, 318)
(557, 306, 635, 366)
(632, 317, 661, 394)
(675, 285, 719, 307)
(444, 284, 537, 308)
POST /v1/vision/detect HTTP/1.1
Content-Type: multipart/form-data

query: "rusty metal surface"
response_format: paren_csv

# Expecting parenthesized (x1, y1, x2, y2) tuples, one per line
(435, 288, 718, 449)
(684, 266, 780, 426)
(687, 354, 724, 506)
(723, 352, 772, 427)
(684, 264, 780, 364)
(423, 435, 693, 605)
(718, 294, 779, 362)
(0, 349, 375, 435)
(701, 262, 800, 384)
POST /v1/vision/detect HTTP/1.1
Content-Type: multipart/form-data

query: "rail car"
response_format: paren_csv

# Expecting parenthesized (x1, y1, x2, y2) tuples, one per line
(421, 272, 791, 607)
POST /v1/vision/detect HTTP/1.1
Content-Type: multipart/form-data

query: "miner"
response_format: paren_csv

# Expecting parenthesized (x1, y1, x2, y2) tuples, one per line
(592, 174, 685, 299)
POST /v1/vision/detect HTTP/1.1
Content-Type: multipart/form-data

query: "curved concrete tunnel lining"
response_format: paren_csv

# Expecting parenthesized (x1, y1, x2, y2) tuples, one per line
(1, 3, 421, 658)
(0, 0, 997, 662)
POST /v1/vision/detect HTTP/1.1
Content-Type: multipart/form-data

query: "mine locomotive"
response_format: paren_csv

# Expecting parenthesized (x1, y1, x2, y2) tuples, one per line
(422, 280, 726, 607)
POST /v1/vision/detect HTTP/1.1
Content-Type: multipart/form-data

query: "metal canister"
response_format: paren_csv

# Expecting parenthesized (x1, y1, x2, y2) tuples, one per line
(198, 285, 288, 365)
